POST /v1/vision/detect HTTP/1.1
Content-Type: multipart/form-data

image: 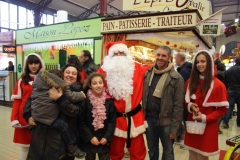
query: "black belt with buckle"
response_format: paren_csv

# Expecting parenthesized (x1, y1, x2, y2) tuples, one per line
(116, 104, 142, 148)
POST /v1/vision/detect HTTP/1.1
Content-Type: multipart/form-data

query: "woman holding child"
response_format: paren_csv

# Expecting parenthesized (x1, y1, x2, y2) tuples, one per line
(23, 64, 85, 160)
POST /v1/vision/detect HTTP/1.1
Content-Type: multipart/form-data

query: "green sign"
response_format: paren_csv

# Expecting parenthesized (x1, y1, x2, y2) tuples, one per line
(17, 64, 22, 73)
(16, 17, 102, 44)
(202, 25, 218, 34)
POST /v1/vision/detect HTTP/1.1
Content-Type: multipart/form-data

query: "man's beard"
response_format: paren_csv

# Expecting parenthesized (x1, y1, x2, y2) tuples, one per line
(102, 55, 135, 100)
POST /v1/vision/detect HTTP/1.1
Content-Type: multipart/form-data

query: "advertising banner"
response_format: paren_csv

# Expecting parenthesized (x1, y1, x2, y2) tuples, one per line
(123, 0, 210, 19)
(198, 7, 226, 36)
(102, 12, 198, 33)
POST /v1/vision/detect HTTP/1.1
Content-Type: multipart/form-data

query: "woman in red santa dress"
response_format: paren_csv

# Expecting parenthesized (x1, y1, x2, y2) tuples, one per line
(10, 53, 45, 160)
(184, 50, 228, 160)
(98, 41, 149, 160)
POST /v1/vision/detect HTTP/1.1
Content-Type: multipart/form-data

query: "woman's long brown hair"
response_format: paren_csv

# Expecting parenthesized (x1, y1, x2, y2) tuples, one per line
(189, 52, 213, 96)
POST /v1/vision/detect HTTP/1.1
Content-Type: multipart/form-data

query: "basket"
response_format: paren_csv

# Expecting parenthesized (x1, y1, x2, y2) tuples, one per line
(186, 121, 206, 135)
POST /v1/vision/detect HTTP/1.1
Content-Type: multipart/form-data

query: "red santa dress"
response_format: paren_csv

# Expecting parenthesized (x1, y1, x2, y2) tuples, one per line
(10, 76, 36, 147)
(184, 63, 228, 156)
(98, 62, 149, 160)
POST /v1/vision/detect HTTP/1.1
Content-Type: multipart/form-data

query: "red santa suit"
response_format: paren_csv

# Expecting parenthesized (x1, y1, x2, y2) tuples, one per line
(184, 50, 228, 156)
(10, 53, 45, 147)
(98, 41, 149, 160)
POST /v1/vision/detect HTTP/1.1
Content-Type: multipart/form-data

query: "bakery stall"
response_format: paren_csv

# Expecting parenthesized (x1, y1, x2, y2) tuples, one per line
(100, 9, 212, 65)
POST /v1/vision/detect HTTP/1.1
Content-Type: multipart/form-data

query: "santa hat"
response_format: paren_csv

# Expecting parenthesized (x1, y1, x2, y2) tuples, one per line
(23, 53, 45, 71)
(106, 41, 130, 57)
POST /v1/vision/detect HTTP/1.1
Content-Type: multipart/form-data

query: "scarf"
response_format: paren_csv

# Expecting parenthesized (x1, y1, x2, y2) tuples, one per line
(87, 88, 107, 131)
(149, 63, 172, 98)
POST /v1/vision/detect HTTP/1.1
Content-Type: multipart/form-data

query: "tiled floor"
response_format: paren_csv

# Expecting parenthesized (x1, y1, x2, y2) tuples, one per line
(0, 105, 239, 160)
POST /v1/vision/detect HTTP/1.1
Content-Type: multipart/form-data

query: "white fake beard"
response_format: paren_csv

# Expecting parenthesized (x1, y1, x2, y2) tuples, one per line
(102, 55, 135, 100)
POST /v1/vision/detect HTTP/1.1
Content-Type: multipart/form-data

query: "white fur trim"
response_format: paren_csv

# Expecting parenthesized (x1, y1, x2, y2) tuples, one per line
(12, 142, 30, 147)
(184, 144, 219, 156)
(202, 80, 214, 107)
(187, 102, 193, 113)
(23, 53, 45, 71)
(11, 78, 22, 100)
(185, 84, 190, 103)
(191, 94, 196, 99)
(28, 81, 33, 86)
(114, 119, 148, 138)
(108, 43, 130, 57)
(204, 102, 229, 108)
(125, 95, 132, 113)
(201, 114, 206, 123)
(11, 120, 19, 126)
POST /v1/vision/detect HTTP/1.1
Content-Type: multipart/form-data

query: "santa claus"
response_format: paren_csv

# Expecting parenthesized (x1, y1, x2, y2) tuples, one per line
(98, 41, 149, 160)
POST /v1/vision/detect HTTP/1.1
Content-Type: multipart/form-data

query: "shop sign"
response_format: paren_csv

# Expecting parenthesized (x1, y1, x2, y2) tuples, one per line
(2, 45, 16, 53)
(102, 12, 197, 33)
(199, 7, 225, 36)
(123, 0, 210, 19)
(0, 31, 14, 45)
(16, 18, 102, 44)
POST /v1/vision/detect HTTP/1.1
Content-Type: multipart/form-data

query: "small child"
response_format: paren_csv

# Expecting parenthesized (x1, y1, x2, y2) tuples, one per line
(31, 69, 85, 159)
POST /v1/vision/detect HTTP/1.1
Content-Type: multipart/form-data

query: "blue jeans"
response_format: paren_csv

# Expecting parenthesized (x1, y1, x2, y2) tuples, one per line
(223, 90, 240, 125)
(145, 116, 174, 160)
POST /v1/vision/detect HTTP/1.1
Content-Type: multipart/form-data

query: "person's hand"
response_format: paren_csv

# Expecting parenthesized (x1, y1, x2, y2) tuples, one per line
(192, 112, 203, 121)
(49, 87, 63, 100)
(90, 137, 100, 146)
(28, 117, 37, 126)
(169, 134, 176, 140)
(190, 103, 199, 116)
(81, 91, 86, 99)
(100, 138, 107, 145)
(12, 123, 21, 128)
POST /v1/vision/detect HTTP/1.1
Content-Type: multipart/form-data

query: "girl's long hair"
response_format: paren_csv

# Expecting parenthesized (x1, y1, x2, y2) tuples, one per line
(189, 52, 213, 96)
(21, 55, 43, 84)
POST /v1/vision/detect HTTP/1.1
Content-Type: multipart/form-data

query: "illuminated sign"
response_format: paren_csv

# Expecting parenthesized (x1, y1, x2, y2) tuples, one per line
(3, 45, 16, 53)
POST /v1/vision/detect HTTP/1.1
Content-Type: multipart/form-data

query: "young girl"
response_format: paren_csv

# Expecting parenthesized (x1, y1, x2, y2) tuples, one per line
(79, 73, 116, 160)
(10, 53, 45, 160)
(184, 50, 228, 160)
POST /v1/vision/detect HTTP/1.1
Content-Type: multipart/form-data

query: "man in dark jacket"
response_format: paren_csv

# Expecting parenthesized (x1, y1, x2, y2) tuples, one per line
(174, 53, 192, 147)
(223, 56, 240, 128)
(215, 58, 226, 83)
(79, 50, 99, 75)
(143, 46, 184, 160)
(175, 53, 192, 82)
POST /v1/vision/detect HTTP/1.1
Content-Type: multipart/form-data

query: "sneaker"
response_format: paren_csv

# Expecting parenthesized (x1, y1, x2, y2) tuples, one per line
(124, 152, 130, 158)
(67, 147, 86, 159)
(223, 123, 229, 129)
(174, 140, 183, 145)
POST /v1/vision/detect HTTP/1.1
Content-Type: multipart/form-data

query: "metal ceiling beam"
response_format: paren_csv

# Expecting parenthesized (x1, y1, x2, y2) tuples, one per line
(33, 0, 52, 12)
(63, 0, 99, 15)
(223, 11, 240, 14)
(78, 0, 117, 19)
(108, 4, 125, 14)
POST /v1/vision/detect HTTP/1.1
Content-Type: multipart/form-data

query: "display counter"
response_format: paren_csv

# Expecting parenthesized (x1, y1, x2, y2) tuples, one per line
(0, 71, 15, 102)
